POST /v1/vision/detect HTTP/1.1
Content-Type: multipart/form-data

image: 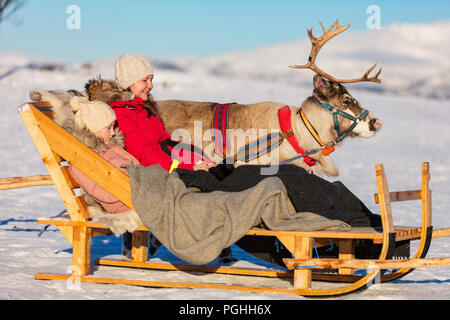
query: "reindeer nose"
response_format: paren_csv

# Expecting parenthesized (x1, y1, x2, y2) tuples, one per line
(369, 118, 382, 131)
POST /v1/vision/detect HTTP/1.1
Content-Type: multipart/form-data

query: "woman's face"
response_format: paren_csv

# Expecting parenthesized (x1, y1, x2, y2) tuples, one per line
(130, 75, 154, 101)
(95, 121, 116, 146)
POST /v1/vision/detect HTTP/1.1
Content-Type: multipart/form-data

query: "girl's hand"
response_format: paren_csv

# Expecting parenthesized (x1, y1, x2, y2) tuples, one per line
(193, 161, 217, 171)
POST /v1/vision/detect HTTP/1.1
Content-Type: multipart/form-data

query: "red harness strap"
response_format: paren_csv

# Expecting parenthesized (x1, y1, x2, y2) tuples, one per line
(278, 106, 316, 167)
(212, 103, 232, 157)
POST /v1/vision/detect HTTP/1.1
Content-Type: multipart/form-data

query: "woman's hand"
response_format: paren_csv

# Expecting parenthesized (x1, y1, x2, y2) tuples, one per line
(193, 161, 217, 172)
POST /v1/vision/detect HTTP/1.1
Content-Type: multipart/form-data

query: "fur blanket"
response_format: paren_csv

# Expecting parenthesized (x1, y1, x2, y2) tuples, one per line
(127, 164, 350, 265)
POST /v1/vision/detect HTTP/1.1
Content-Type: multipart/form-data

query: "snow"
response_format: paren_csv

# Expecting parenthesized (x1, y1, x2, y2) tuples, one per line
(0, 20, 450, 300)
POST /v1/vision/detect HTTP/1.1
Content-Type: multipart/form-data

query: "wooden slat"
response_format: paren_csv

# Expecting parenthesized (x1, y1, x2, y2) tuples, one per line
(432, 228, 450, 239)
(283, 257, 450, 270)
(421, 162, 432, 229)
(95, 259, 293, 278)
(374, 189, 421, 204)
(36, 218, 146, 230)
(338, 239, 355, 275)
(375, 164, 395, 235)
(131, 230, 149, 263)
(293, 236, 312, 289)
(37, 217, 386, 240)
(0, 175, 53, 190)
(34, 273, 302, 295)
(60, 166, 80, 188)
(72, 226, 91, 276)
(32, 268, 385, 297)
(36, 218, 433, 243)
(247, 227, 383, 240)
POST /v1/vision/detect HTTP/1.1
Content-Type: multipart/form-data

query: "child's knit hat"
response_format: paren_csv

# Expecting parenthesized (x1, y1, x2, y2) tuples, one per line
(70, 96, 116, 133)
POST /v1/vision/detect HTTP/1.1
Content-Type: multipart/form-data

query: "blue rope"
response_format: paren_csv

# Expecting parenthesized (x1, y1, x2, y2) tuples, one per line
(312, 238, 320, 258)
(293, 238, 320, 269)
(275, 238, 280, 253)
(292, 239, 335, 269)
(326, 239, 334, 252)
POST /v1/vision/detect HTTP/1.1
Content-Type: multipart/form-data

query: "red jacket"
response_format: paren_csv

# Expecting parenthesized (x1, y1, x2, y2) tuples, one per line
(110, 98, 194, 171)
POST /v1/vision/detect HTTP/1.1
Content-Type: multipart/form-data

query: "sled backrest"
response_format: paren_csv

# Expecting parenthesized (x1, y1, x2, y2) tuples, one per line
(18, 102, 135, 222)
(373, 162, 431, 228)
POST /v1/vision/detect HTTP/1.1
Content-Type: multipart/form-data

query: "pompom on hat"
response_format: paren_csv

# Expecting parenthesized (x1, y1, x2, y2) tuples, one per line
(115, 54, 154, 90)
(70, 96, 116, 133)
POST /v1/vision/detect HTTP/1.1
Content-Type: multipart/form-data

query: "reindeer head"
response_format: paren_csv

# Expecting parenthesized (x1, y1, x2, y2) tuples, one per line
(312, 74, 382, 138)
(291, 20, 383, 140)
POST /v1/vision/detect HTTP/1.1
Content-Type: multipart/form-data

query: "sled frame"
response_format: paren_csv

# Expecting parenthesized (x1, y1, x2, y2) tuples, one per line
(19, 102, 450, 297)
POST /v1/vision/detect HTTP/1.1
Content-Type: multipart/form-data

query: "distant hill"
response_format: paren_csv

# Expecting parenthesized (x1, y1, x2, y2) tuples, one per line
(164, 20, 450, 100)
(1, 20, 449, 100)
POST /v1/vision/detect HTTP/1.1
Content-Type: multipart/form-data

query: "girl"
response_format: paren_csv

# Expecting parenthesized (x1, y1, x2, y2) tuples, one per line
(68, 96, 143, 235)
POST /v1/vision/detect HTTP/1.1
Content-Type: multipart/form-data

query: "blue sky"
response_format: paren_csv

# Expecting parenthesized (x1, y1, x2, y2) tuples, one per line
(0, 0, 449, 63)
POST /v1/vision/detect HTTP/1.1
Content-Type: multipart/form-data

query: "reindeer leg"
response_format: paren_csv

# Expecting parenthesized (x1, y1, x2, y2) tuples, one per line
(315, 155, 339, 177)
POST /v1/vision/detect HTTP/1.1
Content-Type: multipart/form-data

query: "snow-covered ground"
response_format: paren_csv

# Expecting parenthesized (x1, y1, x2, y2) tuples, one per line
(0, 21, 449, 300)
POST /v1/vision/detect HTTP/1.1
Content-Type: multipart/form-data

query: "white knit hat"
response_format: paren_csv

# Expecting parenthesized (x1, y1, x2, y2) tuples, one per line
(70, 96, 116, 133)
(114, 54, 154, 90)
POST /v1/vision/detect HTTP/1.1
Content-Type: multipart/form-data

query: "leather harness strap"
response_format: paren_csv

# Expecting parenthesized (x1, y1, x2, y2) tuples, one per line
(298, 109, 335, 156)
(278, 106, 316, 167)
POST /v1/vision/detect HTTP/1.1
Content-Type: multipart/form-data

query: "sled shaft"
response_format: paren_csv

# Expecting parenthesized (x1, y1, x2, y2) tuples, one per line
(0, 175, 53, 190)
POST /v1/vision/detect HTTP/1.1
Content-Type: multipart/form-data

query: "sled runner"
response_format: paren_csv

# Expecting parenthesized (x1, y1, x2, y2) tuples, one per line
(17, 101, 450, 296)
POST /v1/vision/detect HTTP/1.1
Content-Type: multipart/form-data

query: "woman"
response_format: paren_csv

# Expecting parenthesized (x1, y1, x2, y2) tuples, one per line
(111, 55, 227, 260)
(111, 54, 215, 173)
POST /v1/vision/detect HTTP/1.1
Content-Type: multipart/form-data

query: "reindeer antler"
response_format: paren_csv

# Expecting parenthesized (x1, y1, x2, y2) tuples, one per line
(289, 19, 382, 83)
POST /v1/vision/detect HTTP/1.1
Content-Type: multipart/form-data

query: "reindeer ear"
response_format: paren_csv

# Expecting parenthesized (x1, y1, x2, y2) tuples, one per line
(313, 74, 326, 89)
(313, 74, 332, 98)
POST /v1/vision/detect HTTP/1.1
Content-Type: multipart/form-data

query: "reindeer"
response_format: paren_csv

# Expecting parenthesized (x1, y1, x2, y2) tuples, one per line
(154, 20, 383, 176)
(30, 20, 382, 177)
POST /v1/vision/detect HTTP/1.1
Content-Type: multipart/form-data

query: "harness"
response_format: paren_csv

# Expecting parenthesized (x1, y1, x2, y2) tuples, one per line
(212, 103, 233, 157)
(278, 106, 316, 167)
(296, 99, 369, 154)
(213, 103, 285, 164)
(277, 100, 370, 166)
(310, 99, 370, 144)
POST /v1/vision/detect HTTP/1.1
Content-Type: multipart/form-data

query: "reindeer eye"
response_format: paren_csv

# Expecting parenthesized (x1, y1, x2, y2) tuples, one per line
(342, 94, 354, 107)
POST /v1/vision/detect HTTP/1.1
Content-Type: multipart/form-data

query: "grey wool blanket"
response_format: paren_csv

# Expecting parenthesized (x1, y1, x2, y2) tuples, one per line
(127, 165, 350, 265)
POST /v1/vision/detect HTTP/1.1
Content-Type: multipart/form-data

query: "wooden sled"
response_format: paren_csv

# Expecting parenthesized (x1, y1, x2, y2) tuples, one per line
(17, 101, 450, 297)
